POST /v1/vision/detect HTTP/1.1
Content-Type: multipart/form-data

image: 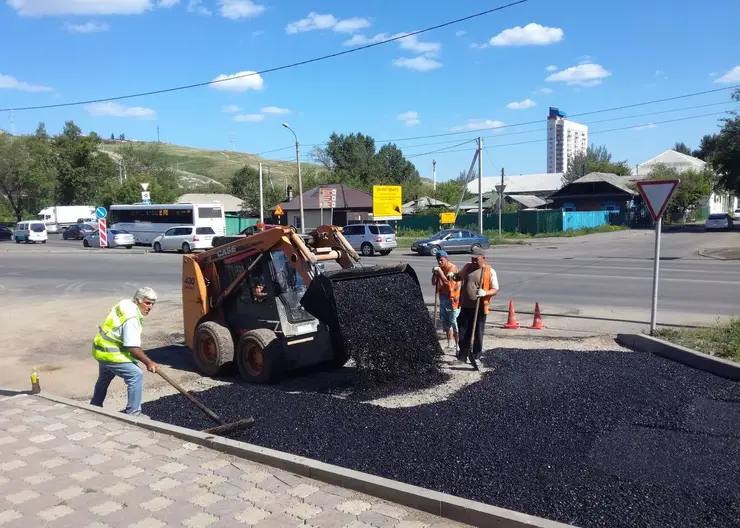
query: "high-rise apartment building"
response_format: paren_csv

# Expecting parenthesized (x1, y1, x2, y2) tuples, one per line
(547, 107, 588, 174)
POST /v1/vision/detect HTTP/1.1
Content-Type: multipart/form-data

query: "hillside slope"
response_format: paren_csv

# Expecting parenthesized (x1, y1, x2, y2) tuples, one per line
(99, 142, 314, 189)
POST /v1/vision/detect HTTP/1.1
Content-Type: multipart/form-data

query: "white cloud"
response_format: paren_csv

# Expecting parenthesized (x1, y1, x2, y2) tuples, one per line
(398, 111, 420, 127)
(261, 106, 290, 115)
(342, 33, 387, 46)
(545, 65, 558, 72)
(534, 87, 553, 94)
(187, 0, 210, 15)
(64, 21, 109, 33)
(286, 12, 370, 34)
(158, 0, 179, 6)
(506, 98, 536, 110)
(395, 33, 441, 57)
(488, 23, 563, 46)
(714, 66, 740, 84)
(85, 102, 156, 119)
(455, 30, 466, 37)
(210, 71, 264, 92)
(545, 63, 611, 86)
(449, 119, 505, 132)
(0, 74, 53, 92)
(222, 105, 242, 113)
(654, 69, 665, 77)
(633, 123, 657, 131)
(219, 0, 264, 20)
(8, 0, 152, 15)
(233, 114, 264, 122)
(252, 30, 264, 37)
(392, 56, 442, 72)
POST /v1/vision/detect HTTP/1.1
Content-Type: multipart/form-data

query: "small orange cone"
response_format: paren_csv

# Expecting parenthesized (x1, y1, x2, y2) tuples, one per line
(530, 302, 546, 330)
(503, 300, 520, 329)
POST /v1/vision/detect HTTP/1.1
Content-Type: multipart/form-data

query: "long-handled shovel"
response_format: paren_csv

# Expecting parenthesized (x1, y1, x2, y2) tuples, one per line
(468, 298, 481, 371)
(156, 368, 254, 436)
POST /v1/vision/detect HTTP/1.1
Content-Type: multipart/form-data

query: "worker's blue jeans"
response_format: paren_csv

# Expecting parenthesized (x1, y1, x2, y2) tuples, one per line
(90, 361, 143, 415)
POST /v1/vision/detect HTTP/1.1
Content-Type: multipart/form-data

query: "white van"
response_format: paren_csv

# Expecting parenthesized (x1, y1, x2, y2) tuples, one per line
(13, 221, 48, 244)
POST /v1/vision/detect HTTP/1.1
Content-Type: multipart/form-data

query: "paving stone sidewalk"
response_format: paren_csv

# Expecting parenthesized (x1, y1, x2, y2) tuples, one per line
(0, 393, 466, 528)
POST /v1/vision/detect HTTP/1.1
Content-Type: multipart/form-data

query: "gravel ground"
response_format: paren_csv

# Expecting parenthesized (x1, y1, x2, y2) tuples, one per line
(142, 347, 740, 528)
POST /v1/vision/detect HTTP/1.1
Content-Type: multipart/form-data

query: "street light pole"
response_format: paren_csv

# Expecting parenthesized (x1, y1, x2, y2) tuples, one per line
(282, 123, 305, 234)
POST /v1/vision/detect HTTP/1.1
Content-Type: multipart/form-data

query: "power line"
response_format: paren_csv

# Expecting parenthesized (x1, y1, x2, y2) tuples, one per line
(374, 85, 740, 143)
(406, 139, 476, 159)
(0, 1, 529, 113)
(400, 109, 737, 159)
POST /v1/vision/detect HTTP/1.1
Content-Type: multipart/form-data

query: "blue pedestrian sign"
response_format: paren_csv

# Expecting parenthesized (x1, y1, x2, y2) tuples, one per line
(95, 207, 107, 219)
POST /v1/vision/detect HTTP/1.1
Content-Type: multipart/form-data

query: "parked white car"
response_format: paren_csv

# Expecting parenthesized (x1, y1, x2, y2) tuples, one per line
(13, 221, 48, 244)
(152, 225, 215, 253)
(83, 229, 135, 249)
(732, 209, 740, 221)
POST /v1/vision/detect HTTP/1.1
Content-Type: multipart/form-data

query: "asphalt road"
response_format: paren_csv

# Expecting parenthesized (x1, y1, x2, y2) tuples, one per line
(2, 227, 739, 331)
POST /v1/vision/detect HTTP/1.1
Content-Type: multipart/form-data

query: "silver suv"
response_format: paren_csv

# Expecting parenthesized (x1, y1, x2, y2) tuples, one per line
(342, 223, 397, 256)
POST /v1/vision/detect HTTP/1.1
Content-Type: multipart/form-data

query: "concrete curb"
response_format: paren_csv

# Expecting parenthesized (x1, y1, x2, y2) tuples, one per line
(616, 333, 740, 381)
(21, 391, 571, 528)
(698, 248, 740, 261)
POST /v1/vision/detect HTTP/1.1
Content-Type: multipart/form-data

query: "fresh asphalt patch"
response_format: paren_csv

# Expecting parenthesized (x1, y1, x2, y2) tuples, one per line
(143, 348, 740, 527)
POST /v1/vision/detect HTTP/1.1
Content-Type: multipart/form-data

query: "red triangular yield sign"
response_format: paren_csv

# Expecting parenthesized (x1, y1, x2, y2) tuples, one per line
(636, 179, 680, 221)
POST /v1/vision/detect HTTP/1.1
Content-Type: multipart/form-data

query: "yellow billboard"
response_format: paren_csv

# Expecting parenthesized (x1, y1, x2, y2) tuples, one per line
(373, 185, 402, 220)
(440, 212, 455, 224)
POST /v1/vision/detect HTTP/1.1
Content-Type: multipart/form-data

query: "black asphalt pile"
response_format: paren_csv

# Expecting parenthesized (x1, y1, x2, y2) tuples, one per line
(301, 264, 444, 387)
(144, 349, 740, 528)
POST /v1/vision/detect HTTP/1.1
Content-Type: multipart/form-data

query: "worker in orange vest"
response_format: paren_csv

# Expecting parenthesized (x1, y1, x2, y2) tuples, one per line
(448, 247, 499, 370)
(431, 251, 461, 352)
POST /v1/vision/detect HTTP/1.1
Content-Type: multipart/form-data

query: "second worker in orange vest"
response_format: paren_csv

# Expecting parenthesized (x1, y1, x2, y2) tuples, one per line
(448, 246, 499, 368)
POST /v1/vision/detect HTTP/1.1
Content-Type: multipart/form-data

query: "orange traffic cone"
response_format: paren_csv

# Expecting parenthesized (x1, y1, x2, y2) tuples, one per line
(503, 300, 520, 329)
(529, 302, 546, 330)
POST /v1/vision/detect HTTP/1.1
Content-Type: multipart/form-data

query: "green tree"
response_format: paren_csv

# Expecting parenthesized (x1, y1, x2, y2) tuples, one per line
(563, 143, 630, 184)
(0, 135, 56, 221)
(434, 180, 465, 207)
(647, 163, 712, 219)
(673, 142, 692, 155)
(230, 165, 285, 215)
(53, 121, 116, 205)
(705, 89, 740, 195)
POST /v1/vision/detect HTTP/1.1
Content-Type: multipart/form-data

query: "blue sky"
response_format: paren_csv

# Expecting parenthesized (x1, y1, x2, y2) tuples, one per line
(1, 0, 739, 180)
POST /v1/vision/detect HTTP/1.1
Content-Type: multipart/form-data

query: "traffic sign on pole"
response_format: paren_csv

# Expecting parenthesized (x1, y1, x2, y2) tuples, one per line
(636, 179, 680, 334)
(637, 180, 680, 221)
(95, 207, 107, 220)
(98, 218, 107, 248)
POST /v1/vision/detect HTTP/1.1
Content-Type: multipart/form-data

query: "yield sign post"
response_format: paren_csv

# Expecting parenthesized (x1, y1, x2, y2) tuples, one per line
(636, 179, 680, 334)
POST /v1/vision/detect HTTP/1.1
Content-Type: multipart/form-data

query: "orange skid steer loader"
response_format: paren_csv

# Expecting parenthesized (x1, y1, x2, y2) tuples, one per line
(182, 225, 423, 383)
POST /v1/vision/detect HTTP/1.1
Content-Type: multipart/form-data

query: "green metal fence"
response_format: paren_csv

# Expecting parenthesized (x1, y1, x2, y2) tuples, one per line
(225, 215, 258, 235)
(396, 210, 563, 235)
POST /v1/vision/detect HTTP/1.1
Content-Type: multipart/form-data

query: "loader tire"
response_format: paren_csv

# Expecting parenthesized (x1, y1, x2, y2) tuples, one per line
(236, 329, 284, 384)
(193, 321, 234, 377)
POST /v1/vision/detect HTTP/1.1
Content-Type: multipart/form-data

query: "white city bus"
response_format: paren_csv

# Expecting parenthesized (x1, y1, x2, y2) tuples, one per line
(109, 203, 226, 245)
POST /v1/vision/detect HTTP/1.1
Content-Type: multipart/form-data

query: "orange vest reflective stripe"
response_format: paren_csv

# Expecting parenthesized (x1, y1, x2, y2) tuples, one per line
(433, 263, 461, 309)
(461, 263, 493, 315)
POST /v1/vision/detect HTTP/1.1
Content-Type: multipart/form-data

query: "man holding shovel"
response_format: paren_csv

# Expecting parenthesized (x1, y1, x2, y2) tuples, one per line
(431, 251, 461, 353)
(449, 247, 499, 370)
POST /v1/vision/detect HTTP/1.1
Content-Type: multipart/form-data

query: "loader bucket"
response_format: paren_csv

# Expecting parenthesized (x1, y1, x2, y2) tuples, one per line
(301, 264, 443, 382)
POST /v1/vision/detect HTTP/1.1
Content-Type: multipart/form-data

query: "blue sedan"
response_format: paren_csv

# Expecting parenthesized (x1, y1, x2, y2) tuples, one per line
(410, 229, 490, 256)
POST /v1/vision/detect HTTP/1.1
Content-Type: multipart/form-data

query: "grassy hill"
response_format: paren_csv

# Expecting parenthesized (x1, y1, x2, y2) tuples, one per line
(99, 141, 315, 190)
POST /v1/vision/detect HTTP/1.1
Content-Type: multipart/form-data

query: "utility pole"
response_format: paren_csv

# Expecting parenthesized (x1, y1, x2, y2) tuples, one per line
(8, 111, 14, 135)
(433, 159, 437, 192)
(282, 123, 305, 234)
(477, 137, 483, 234)
(499, 168, 505, 236)
(157, 125, 160, 143)
(258, 163, 264, 223)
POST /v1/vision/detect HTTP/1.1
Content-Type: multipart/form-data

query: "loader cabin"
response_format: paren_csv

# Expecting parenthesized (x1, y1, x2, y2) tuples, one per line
(181, 225, 354, 383)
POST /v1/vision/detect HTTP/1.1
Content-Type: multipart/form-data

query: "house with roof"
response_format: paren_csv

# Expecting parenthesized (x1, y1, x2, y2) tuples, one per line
(631, 149, 738, 215)
(402, 196, 450, 215)
(462, 172, 561, 212)
(547, 172, 638, 212)
(271, 183, 372, 229)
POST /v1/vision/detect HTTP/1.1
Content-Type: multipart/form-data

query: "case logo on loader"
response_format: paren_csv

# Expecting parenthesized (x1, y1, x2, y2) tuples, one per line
(183, 276, 196, 289)
(216, 245, 237, 258)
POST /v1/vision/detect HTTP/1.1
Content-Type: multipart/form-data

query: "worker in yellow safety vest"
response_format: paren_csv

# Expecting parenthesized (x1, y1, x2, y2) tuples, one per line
(90, 287, 159, 415)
